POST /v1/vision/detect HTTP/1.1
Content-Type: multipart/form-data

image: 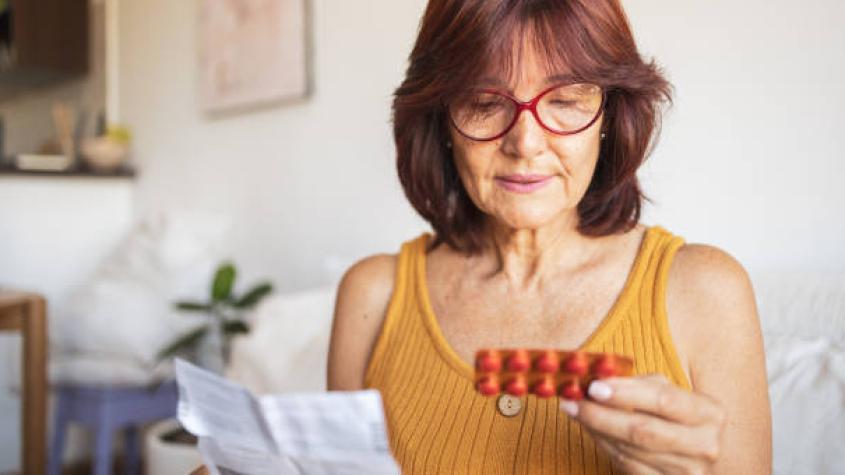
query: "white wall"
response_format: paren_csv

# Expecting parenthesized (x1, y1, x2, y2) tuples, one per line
(627, 0, 845, 272)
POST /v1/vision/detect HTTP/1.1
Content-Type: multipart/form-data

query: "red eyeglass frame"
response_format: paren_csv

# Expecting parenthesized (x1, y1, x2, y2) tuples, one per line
(446, 83, 607, 142)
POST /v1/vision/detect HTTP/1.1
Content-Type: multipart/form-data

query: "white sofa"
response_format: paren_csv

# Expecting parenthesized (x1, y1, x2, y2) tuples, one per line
(228, 271, 845, 475)
(752, 271, 845, 474)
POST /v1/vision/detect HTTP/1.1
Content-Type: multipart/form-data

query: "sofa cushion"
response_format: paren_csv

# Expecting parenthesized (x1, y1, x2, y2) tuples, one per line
(227, 285, 338, 394)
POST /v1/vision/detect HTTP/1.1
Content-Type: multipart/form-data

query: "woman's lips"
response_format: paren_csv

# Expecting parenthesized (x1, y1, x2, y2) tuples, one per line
(495, 175, 553, 193)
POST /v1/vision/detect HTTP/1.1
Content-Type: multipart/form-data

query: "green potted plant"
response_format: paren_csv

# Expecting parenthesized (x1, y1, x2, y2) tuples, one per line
(146, 262, 274, 474)
(156, 261, 274, 373)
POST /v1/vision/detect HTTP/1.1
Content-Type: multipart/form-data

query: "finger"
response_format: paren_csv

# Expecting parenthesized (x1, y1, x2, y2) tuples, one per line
(568, 398, 722, 461)
(586, 375, 724, 425)
(592, 435, 661, 475)
(596, 434, 709, 475)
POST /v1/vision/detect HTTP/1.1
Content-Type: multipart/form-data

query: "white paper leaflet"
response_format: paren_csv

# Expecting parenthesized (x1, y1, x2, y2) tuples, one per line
(175, 359, 400, 475)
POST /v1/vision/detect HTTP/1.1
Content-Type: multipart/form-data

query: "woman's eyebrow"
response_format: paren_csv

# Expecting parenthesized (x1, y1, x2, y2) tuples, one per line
(476, 76, 506, 88)
(544, 73, 576, 84)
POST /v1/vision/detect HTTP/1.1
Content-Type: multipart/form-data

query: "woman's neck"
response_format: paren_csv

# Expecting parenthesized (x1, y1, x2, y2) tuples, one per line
(475, 212, 601, 292)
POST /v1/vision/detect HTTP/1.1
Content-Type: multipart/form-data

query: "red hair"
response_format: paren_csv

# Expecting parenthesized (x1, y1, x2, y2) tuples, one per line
(393, 0, 672, 254)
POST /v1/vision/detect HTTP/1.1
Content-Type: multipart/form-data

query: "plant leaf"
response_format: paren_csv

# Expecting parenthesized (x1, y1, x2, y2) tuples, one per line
(222, 320, 250, 335)
(212, 263, 236, 301)
(156, 326, 208, 361)
(174, 301, 212, 312)
(233, 282, 273, 308)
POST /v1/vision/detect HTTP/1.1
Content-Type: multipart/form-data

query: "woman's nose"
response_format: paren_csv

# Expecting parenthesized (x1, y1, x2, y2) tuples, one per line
(501, 108, 546, 160)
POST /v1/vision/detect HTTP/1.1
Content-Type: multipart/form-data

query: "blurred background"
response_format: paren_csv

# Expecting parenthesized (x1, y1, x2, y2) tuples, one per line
(0, 0, 843, 473)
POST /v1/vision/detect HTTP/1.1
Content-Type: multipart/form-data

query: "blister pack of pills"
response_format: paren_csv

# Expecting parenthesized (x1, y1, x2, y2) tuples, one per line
(474, 349, 634, 400)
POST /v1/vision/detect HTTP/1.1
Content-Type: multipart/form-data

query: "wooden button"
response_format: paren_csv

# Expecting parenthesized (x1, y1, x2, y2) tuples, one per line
(497, 394, 522, 417)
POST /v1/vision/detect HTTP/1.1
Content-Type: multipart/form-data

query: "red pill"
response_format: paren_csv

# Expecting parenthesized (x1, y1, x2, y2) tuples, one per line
(558, 379, 584, 400)
(476, 350, 502, 372)
(505, 375, 528, 396)
(476, 375, 500, 396)
(592, 354, 618, 379)
(506, 350, 531, 372)
(563, 352, 589, 377)
(533, 377, 556, 398)
(534, 351, 560, 373)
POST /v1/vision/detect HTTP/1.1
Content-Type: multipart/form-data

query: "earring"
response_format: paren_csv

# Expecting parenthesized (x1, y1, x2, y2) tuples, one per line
(600, 132, 607, 140)
(446, 141, 452, 148)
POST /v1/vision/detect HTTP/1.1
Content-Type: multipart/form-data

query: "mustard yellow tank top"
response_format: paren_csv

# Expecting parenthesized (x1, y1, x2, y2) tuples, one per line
(364, 225, 691, 475)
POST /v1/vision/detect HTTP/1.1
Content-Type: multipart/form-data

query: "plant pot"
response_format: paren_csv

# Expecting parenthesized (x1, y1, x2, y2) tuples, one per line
(144, 418, 203, 475)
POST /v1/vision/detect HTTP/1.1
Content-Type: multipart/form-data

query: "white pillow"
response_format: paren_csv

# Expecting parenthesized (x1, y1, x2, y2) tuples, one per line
(50, 210, 229, 384)
(764, 333, 845, 475)
(227, 285, 338, 394)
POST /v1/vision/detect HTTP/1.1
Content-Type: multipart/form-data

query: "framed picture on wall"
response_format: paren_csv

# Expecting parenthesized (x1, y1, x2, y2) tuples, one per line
(198, 0, 310, 114)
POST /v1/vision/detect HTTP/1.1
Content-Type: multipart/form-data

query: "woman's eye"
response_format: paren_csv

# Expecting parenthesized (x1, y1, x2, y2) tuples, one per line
(466, 102, 504, 117)
(550, 99, 577, 107)
(473, 102, 501, 110)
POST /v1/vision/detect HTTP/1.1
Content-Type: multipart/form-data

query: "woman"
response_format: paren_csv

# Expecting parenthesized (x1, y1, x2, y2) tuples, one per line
(328, 0, 771, 473)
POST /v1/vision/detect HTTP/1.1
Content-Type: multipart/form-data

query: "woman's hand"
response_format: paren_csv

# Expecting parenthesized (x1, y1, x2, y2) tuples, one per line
(560, 374, 727, 475)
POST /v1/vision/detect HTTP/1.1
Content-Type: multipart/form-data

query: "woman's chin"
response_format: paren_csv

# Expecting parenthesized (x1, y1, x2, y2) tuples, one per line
(491, 207, 570, 231)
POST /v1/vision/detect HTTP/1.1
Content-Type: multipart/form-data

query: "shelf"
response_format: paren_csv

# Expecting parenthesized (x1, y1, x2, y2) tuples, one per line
(0, 163, 136, 179)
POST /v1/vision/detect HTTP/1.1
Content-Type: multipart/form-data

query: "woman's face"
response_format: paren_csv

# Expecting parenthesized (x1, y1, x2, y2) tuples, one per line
(448, 44, 604, 231)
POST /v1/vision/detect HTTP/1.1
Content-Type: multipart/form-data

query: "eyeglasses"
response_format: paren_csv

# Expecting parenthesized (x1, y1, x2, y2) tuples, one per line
(447, 83, 605, 141)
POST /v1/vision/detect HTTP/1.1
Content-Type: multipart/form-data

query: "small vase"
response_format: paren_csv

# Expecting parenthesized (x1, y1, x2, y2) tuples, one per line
(195, 323, 227, 374)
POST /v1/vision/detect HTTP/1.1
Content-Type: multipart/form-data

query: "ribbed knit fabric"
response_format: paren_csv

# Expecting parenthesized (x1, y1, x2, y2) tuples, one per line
(364, 225, 691, 474)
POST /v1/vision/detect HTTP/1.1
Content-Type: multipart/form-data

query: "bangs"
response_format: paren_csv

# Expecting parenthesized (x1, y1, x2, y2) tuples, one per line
(446, 1, 624, 97)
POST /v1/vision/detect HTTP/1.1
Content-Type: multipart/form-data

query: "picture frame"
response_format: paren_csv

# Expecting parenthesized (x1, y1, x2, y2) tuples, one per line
(198, 0, 310, 114)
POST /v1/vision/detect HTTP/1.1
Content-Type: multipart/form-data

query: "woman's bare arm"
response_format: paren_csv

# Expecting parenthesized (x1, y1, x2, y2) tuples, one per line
(327, 254, 396, 391)
(669, 244, 772, 473)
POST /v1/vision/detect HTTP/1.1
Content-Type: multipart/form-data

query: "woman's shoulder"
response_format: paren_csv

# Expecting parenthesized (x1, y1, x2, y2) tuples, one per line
(333, 231, 431, 310)
(670, 242, 754, 312)
(672, 243, 750, 284)
(647, 225, 751, 297)
(334, 232, 431, 301)
(338, 253, 398, 303)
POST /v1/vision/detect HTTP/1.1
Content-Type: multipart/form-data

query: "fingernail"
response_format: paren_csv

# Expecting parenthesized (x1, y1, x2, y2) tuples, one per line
(588, 381, 613, 401)
(560, 400, 579, 417)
